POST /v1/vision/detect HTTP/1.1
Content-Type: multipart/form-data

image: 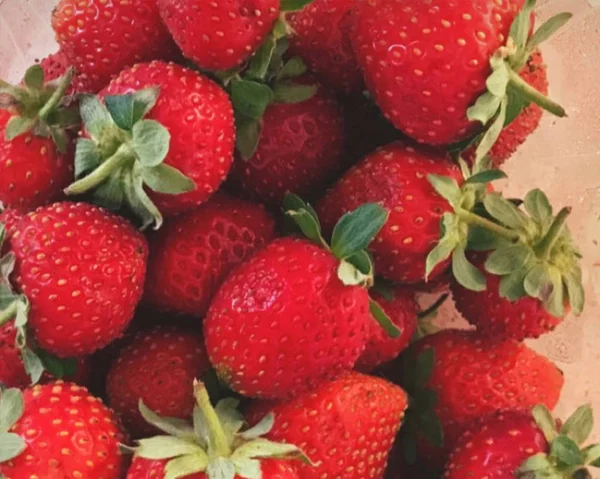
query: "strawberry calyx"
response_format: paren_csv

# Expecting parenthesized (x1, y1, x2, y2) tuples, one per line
(0, 64, 79, 153)
(517, 404, 600, 478)
(463, 0, 571, 165)
(63, 88, 196, 229)
(0, 387, 26, 464)
(124, 380, 309, 478)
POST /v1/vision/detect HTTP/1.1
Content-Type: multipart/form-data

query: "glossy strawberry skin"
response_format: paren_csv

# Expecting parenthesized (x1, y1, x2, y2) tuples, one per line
(157, 0, 280, 71)
(317, 141, 462, 284)
(106, 327, 210, 438)
(144, 194, 276, 318)
(8, 202, 148, 357)
(0, 111, 73, 212)
(247, 372, 408, 479)
(39, 50, 89, 95)
(52, 0, 177, 93)
(126, 457, 299, 479)
(357, 288, 418, 372)
(412, 329, 563, 460)
(351, 0, 525, 145)
(101, 61, 235, 217)
(0, 381, 127, 479)
(451, 252, 561, 341)
(204, 237, 371, 399)
(288, 0, 362, 93)
(232, 81, 345, 207)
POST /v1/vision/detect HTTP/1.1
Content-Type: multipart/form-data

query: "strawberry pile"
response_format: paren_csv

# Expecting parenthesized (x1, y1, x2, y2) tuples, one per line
(0, 0, 596, 478)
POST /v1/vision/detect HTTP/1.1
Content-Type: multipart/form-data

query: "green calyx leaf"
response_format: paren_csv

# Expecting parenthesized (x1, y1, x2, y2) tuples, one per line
(452, 244, 486, 292)
(278, 57, 308, 80)
(235, 116, 262, 160)
(139, 401, 197, 442)
(425, 213, 462, 281)
(280, 0, 314, 11)
(36, 350, 77, 380)
(0, 432, 27, 463)
(231, 80, 274, 121)
(131, 120, 170, 167)
(283, 193, 328, 249)
(0, 388, 24, 433)
(273, 83, 317, 104)
(330, 203, 388, 260)
(164, 453, 210, 479)
(369, 298, 401, 338)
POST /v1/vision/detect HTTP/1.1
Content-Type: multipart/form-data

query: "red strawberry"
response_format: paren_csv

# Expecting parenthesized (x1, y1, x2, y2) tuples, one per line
(106, 326, 210, 438)
(288, 0, 363, 93)
(317, 141, 462, 284)
(65, 61, 235, 228)
(356, 288, 418, 372)
(157, 0, 280, 71)
(5, 202, 148, 357)
(52, 0, 178, 93)
(38, 50, 89, 95)
(232, 78, 345, 207)
(247, 372, 409, 479)
(144, 193, 276, 318)
(0, 381, 127, 478)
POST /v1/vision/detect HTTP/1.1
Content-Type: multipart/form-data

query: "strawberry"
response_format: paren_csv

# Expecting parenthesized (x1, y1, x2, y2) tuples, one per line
(287, 0, 363, 93)
(356, 287, 418, 372)
(38, 50, 89, 96)
(144, 193, 276, 318)
(232, 78, 345, 206)
(445, 406, 600, 478)
(156, 0, 280, 71)
(125, 381, 304, 478)
(64, 61, 235, 229)
(52, 0, 178, 93)
(205, 197, 393, 399)
(106, 326, 211, 438)
(1, 202, 147, 359)
(350, 0, 569, 163)
(0, 381, 127, 478)
(246, 372, 409, 479)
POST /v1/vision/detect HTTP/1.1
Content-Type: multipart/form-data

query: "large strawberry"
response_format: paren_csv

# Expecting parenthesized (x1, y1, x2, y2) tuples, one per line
(445, 406, 600, 478)
(351, 0, 570, 162)
(52, 0, 177, 93)
(125, 381, 304, 478)
(287, 0, 363, 93)
(247, 372, 409, 479)
(144, 193, 276, 317)
(106, 326, 211, 438)
(0, 381, 127, 478)
(205, 197, 395, 399)
(64, 61, 235, 229)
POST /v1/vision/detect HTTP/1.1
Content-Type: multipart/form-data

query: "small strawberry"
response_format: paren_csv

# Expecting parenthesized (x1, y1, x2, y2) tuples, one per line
(52, 0, 178, 93)
(247, 372, 409, 479)
(125, 381, 304, 478)
(205, 196, 395, 399)
(64, 61, 235, 229)
(351, 0, 569, 162)
(445, 405, 600, 479)
(106, 326, 211, 438)
(144, 193, 276, 317)
(0, 381, 127, 478)
(287, 0, 363, 93)
(38, 50, 89, 96)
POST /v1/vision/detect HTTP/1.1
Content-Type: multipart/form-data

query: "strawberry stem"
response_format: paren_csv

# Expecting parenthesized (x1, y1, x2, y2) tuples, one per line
(0, 301, 17, 327)
(193, 380, 232, 457)
(507, 69, 566, 117)
(38, 68, 74, 122)
(457, 209, 522, 242)
(535, 206, 572, 259)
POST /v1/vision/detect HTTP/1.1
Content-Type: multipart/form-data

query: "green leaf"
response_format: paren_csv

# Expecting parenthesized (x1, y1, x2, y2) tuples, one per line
(485, 244, 532, 275)
(467, 92, 503, 125)
(524, 188, 553, 223)
(48, 127, 69, 154)
(79, 94, 113, 141)
(465, 169, 507, 185)
(0, 432, 27, 462)
(246, 35, 277, 81)
(93, 174, 125, 211)
(214, 398, 244, 444)
(562, 405, 593, 445)
(235, 116, 262, 161)
(278, 57, 308, 80)
(527, 13, 573, 52)
(472, 96, 508, 165)
(416, 411, 444, 448)
(505, 87, 530, 126)
(337, 260, 370, 287)
(37, 351, 77, 379)
(509, 0, 536, 50)
(135, 436, 203, 460)
(239, 414, 274, 440)
(74, 138, 102, 178)
(524, 264, 554, 301)
(283, 194, 320, 225)
(483, 192, 528, 229)
(369, 299, 401, 338)
(20, 347, 44, 384)
(280, 0, 314, 11)
(231, 457, 261, 479)
(533, 404, 559, 443)
(415, 348, 435, 389)
(583, 444, 600, 465)
(545, 266, 565, 317)
(499, 266, 528, 300)
(105, 94, 135, 131)
(273, 84, 317, 104)
(452, 245, 487, 292)
(283, 194, 327, 248)
(564, 269, 585, 316)
(330, 203, 388, 260)
(486, 63, 510, 97)
(345, 250, 374, 277)
(427, 175, 461, 206)
(5, 116, 36, 140)
(517, 452, 556, 474)
(23, 65, 45, 90)
(551, 435, 585, 466)
(132, 120, 171, 167)
(425, 214, 459, 280)
(206, 457, 236, 479)
(231, 80, 274, 120)
(231, 438, 303, 460)
(132, 88, 160, 124)
(0, 389, 24, 432)
(142, 164, 195, 195)
(123, 163, 163, 230)
(164, 453, 209, 479)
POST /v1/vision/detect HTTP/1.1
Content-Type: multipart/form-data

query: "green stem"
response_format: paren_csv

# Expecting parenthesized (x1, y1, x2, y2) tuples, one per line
(507, 69, 566, 117)
(64, 144, 132, 196)
(39, 68, 74, 122)
(457, 209, 522, 242)
(0, 301, 18, 327)
(193, 380, 232, 457)
(535, 207, 572, 259)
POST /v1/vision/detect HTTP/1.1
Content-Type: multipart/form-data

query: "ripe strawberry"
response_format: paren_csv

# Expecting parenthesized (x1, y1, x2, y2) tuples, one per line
(247, 372, 409, 479)
(144, 193, 276, 318)
(38, 50, 89, 96)
(231, 78, 345, 207)
(0, 381, 127, 478)
(106, 326, 211, 438)
(157, 0, 280, 71)
(65, 61, 235, 228)
(356, 287, 418, 372)
(52, 0, 178, 93)
(288, 0, 363, 93)
(317, 141, 463, 284)
(5, 202, 148, 357)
